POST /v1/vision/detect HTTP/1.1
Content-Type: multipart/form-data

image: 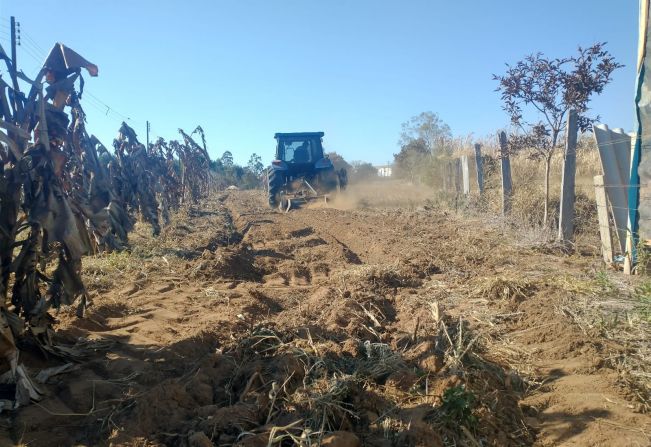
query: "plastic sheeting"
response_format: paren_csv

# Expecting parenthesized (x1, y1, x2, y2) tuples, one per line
(593, 125, 632, 253)
(634, 0, 651, 242)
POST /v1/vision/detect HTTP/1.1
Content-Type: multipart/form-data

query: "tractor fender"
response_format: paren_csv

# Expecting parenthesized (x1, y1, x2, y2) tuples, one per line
(314, 158, 334, 170)
(270, 160, 289, 171)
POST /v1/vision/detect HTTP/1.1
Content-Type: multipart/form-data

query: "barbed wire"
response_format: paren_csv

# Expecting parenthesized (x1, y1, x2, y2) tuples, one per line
(595, 203, 651, 214)
(493, 130, 647, 150)
(598, 184, 648, 188)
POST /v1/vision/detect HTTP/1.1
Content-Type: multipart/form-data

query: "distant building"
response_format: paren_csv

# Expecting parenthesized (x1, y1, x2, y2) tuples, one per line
(375, 165, 392, 177)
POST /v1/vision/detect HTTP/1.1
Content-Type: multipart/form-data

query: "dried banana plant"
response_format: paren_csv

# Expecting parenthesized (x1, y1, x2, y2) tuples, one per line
(0, 40, 216, 411)
(68, 99, 132, 252)
(178, 128, 213, 203)
(113, 122, 161, 235)
(148, 137, 182, 224)
(0, 43, 99, 409)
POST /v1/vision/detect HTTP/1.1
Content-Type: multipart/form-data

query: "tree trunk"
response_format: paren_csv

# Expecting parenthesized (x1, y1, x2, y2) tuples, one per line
(551, 130, 560, 149)
(543, 154, 552, 226)
(543, 129, 561, 227)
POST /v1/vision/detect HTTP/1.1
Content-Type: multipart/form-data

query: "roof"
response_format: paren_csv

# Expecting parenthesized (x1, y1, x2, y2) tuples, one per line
(274, 132, 324, 139)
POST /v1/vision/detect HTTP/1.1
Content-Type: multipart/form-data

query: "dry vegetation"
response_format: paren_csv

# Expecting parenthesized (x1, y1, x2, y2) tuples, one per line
(387, 130, 603, 249)
(6, 188, 650, 446)
(479, 145, 601, 232)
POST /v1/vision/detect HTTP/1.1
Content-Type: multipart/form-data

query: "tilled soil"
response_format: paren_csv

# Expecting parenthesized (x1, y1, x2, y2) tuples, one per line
(4, 190, 650, 446)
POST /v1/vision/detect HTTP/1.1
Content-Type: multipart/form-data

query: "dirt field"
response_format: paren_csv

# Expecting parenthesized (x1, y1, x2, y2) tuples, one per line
(3, 188, 650, 446)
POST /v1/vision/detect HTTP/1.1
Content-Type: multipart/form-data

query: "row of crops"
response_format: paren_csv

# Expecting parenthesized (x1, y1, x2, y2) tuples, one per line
(0, 43, 215, 407)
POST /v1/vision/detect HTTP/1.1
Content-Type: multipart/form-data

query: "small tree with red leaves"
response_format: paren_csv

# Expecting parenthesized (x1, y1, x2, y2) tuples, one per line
(493, 43, 622, 225)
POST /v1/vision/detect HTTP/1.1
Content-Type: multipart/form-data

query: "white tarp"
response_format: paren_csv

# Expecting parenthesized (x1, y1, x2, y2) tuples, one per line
(593, 125, 632, 253)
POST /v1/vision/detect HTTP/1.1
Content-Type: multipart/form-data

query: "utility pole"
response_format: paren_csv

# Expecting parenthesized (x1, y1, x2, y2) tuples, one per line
(146, 121, 150, 149)
(9, 17, 21, 122)
(10, 17, 17, 69)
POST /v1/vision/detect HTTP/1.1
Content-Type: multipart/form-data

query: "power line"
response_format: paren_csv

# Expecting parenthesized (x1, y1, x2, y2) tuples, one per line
(83, 90, 142, 126)
(20, 44, 43, 65)
(17, 30, 46, 57)
(84, 101, 124, 125)
(83, 95, 124, 123)
(16, 21, 146, 128)
(20, 39, 45, 60)
(22, 31, 47, 55)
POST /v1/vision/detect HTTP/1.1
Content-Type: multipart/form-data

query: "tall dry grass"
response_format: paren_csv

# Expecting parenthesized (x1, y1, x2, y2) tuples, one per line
(477, 148, 601, 230)
(336, 144, 602, 243)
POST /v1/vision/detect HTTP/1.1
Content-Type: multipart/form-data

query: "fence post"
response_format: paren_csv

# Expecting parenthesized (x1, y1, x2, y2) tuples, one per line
(594, 175, 614, 264)
(474, 143, 484, 195)
(558, 110, 578, 243)
(444, 160, 453, 193)
(624, 135, 636, 275)
(461, 155, 470, 196)
(498, 132, 512, 215)
(454, 158, 462, 194)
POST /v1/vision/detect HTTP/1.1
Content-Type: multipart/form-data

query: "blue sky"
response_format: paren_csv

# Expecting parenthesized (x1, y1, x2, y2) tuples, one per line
(1, 0, 638, 165)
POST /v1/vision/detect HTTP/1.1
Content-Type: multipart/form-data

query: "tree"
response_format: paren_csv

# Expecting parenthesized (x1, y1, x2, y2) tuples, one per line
(350, 161, 378, 182)
(221, 150, 234, 168)
(393, 138, 430, 182)
(209, 158, 224, 172)
(399, 111, 452, 155)
(494, 43, 623, 225)
(326, 152, 352, 174)
(247, 153, 265, 178)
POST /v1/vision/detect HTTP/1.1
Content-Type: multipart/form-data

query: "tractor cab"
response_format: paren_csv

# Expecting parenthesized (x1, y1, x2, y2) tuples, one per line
(273, 132, 327, 173)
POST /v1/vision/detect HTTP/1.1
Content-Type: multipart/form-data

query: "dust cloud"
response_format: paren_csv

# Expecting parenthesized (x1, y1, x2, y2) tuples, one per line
(328, 179, 435, 210)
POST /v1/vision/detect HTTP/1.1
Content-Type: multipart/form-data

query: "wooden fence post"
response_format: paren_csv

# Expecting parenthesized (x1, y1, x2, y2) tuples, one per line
(461, 155, 470, 196)
(558, 110, 578, 243)
(474, 143, 484, 195)
(594, 175, 614, 264)
(498, 132, 512, 215)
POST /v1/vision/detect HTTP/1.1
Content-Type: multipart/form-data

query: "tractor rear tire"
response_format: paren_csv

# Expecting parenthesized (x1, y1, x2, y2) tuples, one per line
(268, 169, 283, 208)
(338, 168, 348, 190)
(319, 169, 340, 195)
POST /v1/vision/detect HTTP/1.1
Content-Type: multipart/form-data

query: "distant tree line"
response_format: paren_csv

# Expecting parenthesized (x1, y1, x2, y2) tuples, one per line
(210, 150, 265, 189)
(211, 149, 381, 189)
(327, 152, 379, 183)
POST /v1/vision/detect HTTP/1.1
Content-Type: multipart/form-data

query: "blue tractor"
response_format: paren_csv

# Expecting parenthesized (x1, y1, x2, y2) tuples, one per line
(267, 132, 347, 211)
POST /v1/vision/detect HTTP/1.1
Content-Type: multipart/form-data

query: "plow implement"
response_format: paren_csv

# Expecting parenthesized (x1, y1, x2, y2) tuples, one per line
(277, 178, 332, 212)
